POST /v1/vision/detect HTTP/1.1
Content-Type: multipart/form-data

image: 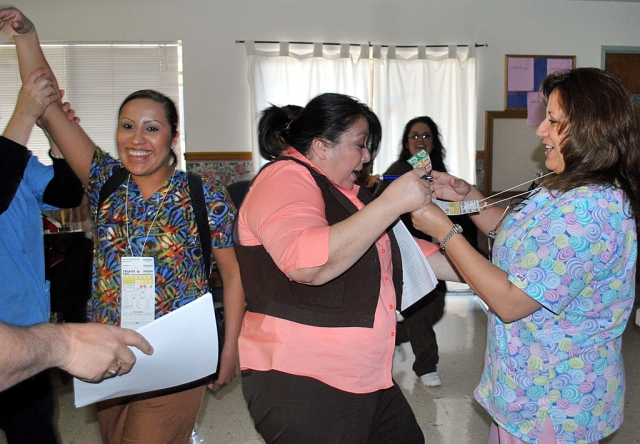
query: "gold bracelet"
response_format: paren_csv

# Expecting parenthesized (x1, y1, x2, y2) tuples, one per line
(439, 224, 463, 251)
(49, 149, 64, 160)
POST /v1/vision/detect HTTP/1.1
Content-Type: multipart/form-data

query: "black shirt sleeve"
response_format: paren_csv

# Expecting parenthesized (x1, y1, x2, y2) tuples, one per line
(0, 136, 31, 216)
(42, 153, 84, 208)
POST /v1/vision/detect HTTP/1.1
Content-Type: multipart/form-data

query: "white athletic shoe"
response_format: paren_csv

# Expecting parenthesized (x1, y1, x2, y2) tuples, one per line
(420, 371, 442, 387)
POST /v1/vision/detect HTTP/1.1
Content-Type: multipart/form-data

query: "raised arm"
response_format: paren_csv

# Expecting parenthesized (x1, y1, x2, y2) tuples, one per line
(289, 168, 433, 285)
(3, 68, 57, 145)
(0, 7, 96, 184)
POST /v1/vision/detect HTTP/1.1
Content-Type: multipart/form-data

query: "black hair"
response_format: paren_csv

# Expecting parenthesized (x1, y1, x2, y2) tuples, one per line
(118, 89, 179, 164)
(259, 93, 381, 161)
(257, 104, 303, 160)
(397, 116, 447, 172)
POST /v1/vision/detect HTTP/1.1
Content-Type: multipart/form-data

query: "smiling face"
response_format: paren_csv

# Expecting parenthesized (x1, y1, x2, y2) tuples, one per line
(407, 122, 434, 156)
(319, 117, 371, 189)
(536, 90, 567, 174)
(116, 98, 178, 181)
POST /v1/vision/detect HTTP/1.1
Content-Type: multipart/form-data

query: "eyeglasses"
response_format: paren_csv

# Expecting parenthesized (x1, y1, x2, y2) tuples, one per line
(409, 133, 432, 141)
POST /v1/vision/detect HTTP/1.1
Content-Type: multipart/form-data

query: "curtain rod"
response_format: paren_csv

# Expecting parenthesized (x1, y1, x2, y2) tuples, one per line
(236, 40, 488, 49)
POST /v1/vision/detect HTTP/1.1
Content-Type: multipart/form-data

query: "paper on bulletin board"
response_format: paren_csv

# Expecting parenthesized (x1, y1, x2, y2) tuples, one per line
(547, 58, 573, 75)
(507, 57, 534, 92)
(527, 92, 546, 126)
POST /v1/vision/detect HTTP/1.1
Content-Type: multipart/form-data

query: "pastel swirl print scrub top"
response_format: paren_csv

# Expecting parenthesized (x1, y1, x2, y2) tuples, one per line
(475, 185, 637, 444)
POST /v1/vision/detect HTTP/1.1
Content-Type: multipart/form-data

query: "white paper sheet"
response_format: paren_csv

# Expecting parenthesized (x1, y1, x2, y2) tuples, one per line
(74, 293, 219, 408)
(392, 222, 438, 311)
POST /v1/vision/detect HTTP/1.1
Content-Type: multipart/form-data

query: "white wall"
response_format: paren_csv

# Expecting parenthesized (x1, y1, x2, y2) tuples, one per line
(3, 0, 640, 157)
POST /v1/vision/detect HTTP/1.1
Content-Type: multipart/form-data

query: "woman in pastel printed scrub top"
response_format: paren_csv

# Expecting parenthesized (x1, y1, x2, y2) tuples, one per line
(412, 68, 639, 444)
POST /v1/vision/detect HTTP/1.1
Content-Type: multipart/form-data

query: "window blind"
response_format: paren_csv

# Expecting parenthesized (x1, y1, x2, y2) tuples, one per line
(0, 42, 182, 166)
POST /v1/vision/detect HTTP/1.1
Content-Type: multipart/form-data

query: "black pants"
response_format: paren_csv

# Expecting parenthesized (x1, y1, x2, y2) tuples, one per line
(242, 369, 424, 444)
(396, 285, 446, 377)
(0, 371, 59, 444)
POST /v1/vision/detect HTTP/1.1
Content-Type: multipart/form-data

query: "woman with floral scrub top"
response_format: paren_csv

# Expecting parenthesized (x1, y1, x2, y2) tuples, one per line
(412, 68, 639, 444)
(2, 8, 245, 444)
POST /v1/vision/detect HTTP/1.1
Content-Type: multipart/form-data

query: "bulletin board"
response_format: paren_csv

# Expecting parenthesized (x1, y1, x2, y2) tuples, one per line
(484, 110, 548, 196)
(505, 55, 575, 109)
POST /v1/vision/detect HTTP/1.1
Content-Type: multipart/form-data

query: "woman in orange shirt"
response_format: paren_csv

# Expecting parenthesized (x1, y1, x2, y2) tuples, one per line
(235, 93, 459, 443)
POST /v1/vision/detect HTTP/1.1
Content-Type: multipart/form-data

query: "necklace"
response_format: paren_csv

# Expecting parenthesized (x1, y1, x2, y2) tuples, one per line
(124, 168, 176, 257)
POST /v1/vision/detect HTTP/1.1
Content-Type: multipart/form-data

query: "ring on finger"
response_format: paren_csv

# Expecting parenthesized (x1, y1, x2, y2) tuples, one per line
(105, 360, 122, 377)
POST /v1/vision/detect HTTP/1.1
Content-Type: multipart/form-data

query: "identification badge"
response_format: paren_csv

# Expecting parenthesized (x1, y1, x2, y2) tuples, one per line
(433, 199, 481, 215)
(120, 256, 156, 330)
(407, 149, 433, 173)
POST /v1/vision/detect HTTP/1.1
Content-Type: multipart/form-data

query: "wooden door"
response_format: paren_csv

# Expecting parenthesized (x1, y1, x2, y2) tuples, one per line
(604, 51, 640, 123)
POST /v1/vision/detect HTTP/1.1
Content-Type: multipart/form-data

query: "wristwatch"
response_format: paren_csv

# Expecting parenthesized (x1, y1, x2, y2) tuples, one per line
(439, 224, 463, 251)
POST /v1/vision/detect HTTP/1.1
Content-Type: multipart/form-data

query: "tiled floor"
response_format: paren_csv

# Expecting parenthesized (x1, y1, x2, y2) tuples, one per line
(2, 295, 639, 444)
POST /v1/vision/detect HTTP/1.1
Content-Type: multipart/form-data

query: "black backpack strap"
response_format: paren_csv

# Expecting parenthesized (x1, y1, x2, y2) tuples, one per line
(188, 172, 211, 281)
(97, 168, 212, 279)
(98, 167, 130, 210)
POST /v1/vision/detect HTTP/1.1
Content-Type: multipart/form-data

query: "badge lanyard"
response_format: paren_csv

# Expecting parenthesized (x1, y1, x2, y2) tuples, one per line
(407, 149, 553, 217)
(432, 171, 554, 216)
(120, 170, 175, 330)
(482, 172, 554, 254)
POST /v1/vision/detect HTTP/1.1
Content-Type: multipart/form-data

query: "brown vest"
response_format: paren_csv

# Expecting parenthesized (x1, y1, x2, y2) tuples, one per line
(234, 157, 403, 328)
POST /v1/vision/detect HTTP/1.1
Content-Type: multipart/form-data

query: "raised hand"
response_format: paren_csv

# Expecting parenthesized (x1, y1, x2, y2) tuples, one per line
(0, 7, 34, 37)
(37, 90, 80, 144)
(430, 170, 473, 202)
(15, 68, 58, 124)
(3, 68, 58, 144)
(378, 168, 432, 215)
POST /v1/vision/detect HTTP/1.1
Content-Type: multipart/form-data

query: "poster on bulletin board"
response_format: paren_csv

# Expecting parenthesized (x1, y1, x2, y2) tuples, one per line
(504, 55, 575, 111)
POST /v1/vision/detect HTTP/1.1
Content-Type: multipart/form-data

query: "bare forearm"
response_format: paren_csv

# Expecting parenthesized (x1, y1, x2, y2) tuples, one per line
(12, 22, 93, 183)
(425, 250, 464, 282)
(214, 248, 245, 348)
(13, 29, 58, 91)
(221, 278, 245, 348)
(0, 322, 66, 391)
(288, 197, 401, 285)
(3, 112, 36, 146)
(439, 234, 542, 322)
(4, 68, 57, 145)
(38, 102, 95, 184)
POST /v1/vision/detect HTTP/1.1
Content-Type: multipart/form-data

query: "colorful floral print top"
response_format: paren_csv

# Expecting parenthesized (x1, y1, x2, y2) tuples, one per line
(86, 148, 235, 326)
(475, 185, 637, 444)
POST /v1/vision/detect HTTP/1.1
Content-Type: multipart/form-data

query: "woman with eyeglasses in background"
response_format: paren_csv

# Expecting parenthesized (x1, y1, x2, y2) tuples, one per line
(375, 116, 478, 387)
(411, 68, 639, 444)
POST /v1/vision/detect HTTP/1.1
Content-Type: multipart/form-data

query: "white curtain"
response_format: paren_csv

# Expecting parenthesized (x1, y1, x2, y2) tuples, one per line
(245, 42, 371, 171)
(245, 41, 477, 182)
(377, 44, 477, 181)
